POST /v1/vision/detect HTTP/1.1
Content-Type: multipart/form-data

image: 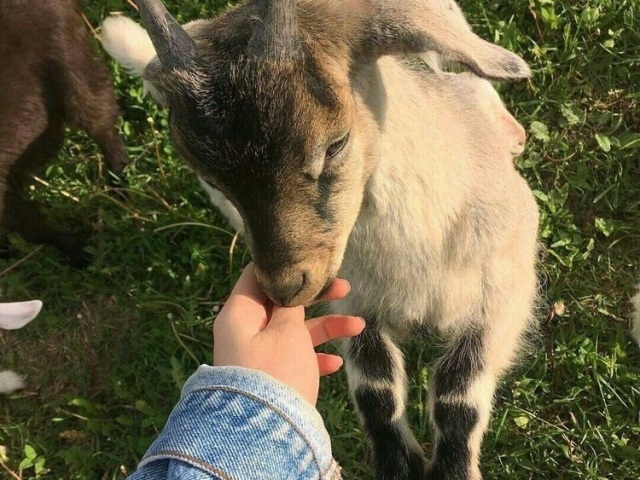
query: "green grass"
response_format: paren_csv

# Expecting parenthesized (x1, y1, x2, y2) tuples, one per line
(1, 0, 639, 478)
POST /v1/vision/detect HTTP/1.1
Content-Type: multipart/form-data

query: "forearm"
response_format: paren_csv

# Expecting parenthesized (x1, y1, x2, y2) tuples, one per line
(128, 365, 341, 480)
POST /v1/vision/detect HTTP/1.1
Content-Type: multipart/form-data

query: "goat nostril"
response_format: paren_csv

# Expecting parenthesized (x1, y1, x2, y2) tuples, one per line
(289, 272, 307, 298)
(274, 272, 308, 306)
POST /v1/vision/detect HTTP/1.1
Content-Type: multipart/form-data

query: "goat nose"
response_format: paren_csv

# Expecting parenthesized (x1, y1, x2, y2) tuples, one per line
(259, 271, 308, 307)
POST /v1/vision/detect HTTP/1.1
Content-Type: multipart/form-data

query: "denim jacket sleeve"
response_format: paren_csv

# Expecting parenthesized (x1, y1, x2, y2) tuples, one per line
(127, 365, 342, 480)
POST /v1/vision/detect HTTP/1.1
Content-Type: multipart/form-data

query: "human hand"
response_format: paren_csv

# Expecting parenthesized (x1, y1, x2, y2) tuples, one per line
(213, 264, 365, 405)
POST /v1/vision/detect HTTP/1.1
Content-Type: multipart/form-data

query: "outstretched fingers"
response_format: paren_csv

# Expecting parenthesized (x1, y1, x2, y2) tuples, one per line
(317, 353, 344, 376)
(315, 278, 351, 303)
(307, 314, 365, 347)
(214, 264, 271, 335)
(308, 315, 365, 375)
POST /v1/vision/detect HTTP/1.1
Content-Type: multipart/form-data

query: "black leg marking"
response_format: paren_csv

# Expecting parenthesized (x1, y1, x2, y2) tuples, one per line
(355, 388, 426, 480)
(426, 402, 479, 480)
(433, 327, 484, 398)
(348, 326, 395, 381)
(347, 326, 426, 479)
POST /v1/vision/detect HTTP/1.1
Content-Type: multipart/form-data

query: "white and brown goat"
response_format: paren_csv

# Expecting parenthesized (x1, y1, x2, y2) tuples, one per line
(102, 1, 540, 478)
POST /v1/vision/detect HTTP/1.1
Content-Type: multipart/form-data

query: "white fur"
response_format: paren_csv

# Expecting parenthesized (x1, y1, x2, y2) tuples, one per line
(1, 300, 42, 394)
(0, 300, 42, 330)
(632, 285, 640, 346)
(334, 59, 538, 477)
(198, 179, 245, 234)
(100, 15, 167, 102)
(100, 16, 157, 78)
(334, 62, 538, 333)
(0, 371, 25, 395)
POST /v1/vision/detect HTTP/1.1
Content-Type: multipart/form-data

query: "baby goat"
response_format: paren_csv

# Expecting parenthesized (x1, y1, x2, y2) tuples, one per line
(103, 1, 539, 478)
(0, 0, 128, 267)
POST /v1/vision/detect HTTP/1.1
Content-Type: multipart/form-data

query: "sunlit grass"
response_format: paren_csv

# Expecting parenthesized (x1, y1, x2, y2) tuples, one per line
(1, 1, 639, 478)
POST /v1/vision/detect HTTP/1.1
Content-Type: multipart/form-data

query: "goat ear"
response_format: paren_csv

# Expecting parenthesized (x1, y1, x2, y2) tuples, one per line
(0, 300, 43, 330)
(359, 0, 530, 81)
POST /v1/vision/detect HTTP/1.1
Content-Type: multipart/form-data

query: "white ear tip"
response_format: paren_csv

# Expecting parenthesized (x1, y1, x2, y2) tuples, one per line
(31, 299, 44, 316)
(0, 300, 43, 330)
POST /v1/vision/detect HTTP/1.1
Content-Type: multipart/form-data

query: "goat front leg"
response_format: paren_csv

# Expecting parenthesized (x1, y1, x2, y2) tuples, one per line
(427, 282, 535, 479)
(344, 324, 427, 480)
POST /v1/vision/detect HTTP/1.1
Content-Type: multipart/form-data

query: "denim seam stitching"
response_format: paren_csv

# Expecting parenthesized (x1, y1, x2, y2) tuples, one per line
(139, 450, 232, 479)
(190, 385, 328, 476)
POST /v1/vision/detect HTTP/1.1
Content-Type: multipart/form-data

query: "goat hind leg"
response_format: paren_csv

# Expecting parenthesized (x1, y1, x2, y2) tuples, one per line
(344, 324, 427, 480)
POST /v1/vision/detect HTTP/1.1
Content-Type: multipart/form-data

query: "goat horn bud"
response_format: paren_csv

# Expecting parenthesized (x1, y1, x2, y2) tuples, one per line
(249, 0, 301, 60)
(135, 0, 196, 70)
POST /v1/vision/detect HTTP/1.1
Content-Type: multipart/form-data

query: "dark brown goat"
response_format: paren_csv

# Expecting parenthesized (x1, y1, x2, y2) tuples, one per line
(0, 0, 128, 266)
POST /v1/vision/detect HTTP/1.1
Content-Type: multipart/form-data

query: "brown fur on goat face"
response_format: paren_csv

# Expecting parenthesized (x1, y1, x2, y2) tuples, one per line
(163, 39, 366, 306)
(0, 0, 128, 267)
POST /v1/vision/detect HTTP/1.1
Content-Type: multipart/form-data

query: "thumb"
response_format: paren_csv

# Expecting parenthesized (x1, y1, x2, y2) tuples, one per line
(217, 264, 270, 332)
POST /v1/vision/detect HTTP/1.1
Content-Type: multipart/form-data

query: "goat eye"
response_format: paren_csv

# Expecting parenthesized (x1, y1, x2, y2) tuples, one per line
(325, 132, 350, 160)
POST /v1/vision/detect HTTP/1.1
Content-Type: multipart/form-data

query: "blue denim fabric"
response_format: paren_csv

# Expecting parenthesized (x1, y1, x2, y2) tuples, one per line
(128, 365, 341, 480)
